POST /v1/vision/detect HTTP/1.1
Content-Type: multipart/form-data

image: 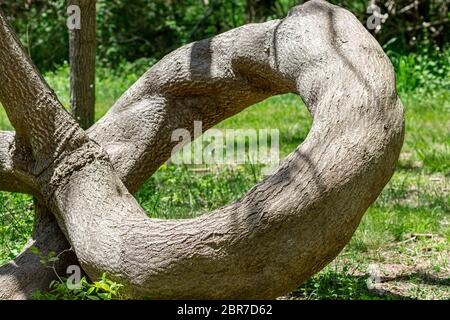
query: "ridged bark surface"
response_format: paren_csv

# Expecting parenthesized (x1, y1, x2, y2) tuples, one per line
(0, 1, 404, 299)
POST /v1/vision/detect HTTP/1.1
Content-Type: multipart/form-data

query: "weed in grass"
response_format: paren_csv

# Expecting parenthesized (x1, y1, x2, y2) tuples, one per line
(32, 273, 124, 300)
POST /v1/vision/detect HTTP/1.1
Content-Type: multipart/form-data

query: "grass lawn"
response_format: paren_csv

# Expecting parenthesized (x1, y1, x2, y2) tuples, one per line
(0, 56, 448, 299)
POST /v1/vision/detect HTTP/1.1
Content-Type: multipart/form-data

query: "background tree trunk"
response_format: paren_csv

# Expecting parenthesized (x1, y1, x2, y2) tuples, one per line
(69, 0, 96, 129)
(246, 0, 276, 22)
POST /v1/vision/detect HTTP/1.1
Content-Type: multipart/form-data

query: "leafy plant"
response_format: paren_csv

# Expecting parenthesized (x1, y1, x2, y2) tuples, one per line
(32, 273, 124, 300)
(27, 245, 125, 300)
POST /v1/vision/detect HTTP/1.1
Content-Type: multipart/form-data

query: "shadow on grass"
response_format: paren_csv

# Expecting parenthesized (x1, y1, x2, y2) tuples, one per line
(289, 271, 417, 300)
(381, 271, 450, 287)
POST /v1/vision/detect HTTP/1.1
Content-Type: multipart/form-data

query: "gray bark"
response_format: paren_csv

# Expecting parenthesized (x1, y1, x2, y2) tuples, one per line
(69, 0, 96, 129)
(0, 0, 404, 299)
(0, 131, 37, 195)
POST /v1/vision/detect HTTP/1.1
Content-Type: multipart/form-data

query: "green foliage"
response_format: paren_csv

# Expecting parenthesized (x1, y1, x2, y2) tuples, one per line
(0, 0, 248, 71)
(32, 273, 124, 300)
(0, 193, 34, 264)
(1, 0, 447, 71)
(390, 45, 450, 94)
(27, 245, 123, 300)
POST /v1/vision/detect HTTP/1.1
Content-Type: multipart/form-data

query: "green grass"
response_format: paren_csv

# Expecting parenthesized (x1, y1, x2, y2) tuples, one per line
(0, 192, 34, 263)
(0, 49, 448, 299)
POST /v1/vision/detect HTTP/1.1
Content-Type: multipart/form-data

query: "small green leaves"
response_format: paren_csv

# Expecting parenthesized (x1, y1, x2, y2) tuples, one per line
(32, 273, 124, 300)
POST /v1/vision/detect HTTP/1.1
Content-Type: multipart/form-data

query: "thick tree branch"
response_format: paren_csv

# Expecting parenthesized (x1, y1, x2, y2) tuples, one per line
(0, 9, 86, 298)
(0, 131, 38, 195)
(0, 10, 87, 179)
(0, 0, 404, 299)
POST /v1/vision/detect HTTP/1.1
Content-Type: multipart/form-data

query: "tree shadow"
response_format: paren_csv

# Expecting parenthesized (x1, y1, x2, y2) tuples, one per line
(382, 270, 450, 287)
(289, 268, 450, 300)
(289, 272, 416, 300)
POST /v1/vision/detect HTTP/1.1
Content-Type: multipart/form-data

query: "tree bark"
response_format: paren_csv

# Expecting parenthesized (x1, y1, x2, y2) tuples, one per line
(0, 6, 87, 299)
(0, 131, 37, 195)
(0, 0, 404, 299)
(246, 0, 276, 22)
(69, 0, 96, 129)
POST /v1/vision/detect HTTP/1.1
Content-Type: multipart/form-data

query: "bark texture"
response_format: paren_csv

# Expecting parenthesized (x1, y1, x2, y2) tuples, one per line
(69, 0, 96, 129)
(0, 0, 404, 299)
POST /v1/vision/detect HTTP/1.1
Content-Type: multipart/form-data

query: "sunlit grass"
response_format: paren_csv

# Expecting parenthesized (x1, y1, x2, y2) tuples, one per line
(0, 57, 448, 299)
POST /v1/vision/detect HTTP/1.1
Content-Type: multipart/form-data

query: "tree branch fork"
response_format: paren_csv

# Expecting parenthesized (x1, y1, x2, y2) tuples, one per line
(0, 0, 404, 299)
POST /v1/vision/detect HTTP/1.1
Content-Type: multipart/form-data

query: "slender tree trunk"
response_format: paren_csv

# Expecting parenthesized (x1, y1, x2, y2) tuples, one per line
(69, 0, 96, 129)
(246, 0, 275, 22)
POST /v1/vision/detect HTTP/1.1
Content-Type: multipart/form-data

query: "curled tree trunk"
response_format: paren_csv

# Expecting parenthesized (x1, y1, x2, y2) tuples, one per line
(0, 0, 404, 299)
